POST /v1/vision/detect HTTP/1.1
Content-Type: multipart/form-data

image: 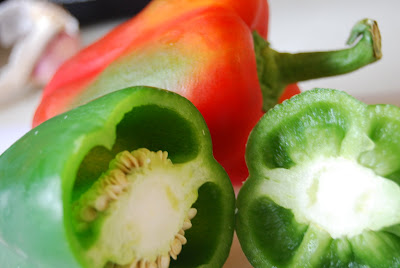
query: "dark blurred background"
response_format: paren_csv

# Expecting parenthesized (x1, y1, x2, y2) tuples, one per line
(51, 0, 151, 25)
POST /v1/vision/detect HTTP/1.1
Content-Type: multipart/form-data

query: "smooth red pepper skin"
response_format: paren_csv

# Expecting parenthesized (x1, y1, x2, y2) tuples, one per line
(37, 0, 268, 102)
(33, 1, 381, 186)
(33, 0, 273, 185)
(34, 6, 264, 185)
(279, 83, 301, 103)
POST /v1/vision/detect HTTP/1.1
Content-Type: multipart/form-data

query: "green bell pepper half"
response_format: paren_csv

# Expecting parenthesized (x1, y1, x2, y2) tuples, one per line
(0, 86, 235, 268)
(236, 88, 400, 267)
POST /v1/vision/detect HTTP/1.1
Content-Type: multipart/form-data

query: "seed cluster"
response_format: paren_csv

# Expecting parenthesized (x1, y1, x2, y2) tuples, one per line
(73, 149, 198, 268)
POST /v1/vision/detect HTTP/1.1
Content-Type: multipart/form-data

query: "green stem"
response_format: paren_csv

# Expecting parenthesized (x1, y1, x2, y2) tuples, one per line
(255, 18, 382, 111)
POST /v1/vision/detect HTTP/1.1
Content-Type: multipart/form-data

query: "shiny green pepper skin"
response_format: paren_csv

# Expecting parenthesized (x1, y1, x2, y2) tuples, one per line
(0, 86, 235, 268)
(237, 89, 400, 267)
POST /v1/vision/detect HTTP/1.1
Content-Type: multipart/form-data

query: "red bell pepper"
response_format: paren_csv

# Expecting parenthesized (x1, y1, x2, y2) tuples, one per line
(33, 0, 381, 185)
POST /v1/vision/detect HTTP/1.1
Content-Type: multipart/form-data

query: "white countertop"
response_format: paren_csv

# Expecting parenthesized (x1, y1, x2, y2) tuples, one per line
(268, 0, 400, 105)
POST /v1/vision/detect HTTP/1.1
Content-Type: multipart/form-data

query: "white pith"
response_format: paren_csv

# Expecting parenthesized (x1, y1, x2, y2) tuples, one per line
(75, 149, 200, 268)
(101, 166, 196, 260)
(263, 157, 400, 238)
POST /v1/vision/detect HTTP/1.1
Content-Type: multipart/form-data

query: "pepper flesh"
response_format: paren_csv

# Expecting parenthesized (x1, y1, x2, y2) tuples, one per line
(236, 89, 400, 267)
(33, 0, 382, 184)
(0, 86, 235, 268)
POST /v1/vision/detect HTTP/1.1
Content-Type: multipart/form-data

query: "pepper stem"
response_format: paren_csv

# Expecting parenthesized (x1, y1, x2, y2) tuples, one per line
(255, 18, 382, 111)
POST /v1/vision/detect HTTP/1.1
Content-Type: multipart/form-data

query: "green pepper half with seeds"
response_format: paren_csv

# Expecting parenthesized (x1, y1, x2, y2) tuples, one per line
(236, 88, 400, 267)
(0, 86, 235, 268)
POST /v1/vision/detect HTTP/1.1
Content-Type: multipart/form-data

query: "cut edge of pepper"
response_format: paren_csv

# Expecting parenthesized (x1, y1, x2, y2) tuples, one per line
(54, 86, 234, 268)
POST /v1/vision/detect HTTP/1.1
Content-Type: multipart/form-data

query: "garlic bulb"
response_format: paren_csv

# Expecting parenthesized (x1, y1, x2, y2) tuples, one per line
(0, 0, 80, 103)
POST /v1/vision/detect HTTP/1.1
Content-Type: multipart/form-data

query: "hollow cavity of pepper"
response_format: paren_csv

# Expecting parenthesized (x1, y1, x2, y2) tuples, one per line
(72, 148, 199, 268)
